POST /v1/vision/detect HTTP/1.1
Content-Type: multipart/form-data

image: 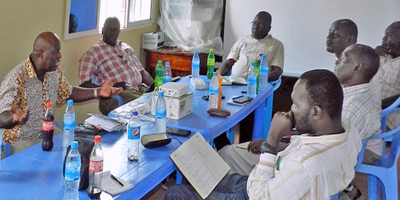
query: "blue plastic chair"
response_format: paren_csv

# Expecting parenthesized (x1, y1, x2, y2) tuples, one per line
(380, 95, 400, 144)
(259, 76, 282, 140)
(355, 105, 400, 200)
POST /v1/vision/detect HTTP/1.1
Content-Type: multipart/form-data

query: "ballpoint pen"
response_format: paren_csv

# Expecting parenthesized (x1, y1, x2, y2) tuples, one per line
(111, 174, 124, 187)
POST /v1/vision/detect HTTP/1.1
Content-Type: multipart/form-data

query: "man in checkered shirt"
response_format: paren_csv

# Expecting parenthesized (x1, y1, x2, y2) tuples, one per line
(78, 17, 154, 91)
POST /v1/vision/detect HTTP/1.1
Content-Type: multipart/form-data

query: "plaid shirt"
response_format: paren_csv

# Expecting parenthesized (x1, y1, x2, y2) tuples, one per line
(0, 57, 72, 143)
(343, 83, 382, 155)
(380, 56, 400, 130)
(79, 40, 144, 90)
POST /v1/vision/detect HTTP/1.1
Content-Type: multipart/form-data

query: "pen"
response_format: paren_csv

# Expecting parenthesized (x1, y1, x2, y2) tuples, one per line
(111, 174, 124, 187)
(241, 91, 247, 94)
(232, 95, 244, 100)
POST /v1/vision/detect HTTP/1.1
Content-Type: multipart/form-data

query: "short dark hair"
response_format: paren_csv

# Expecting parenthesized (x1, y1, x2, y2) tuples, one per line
(348, 44, 380, 81)
(257, 11, 272, 26)
(300, 69, 343, 119)
(335, 19, 358, 43)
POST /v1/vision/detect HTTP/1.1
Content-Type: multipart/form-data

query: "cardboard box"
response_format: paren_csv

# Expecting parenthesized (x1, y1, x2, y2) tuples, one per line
(151, 92, 193, 120)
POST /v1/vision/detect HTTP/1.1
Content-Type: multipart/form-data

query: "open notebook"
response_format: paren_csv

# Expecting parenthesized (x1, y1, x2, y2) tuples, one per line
(222, 76, 247, 85)
(170, 133, 230, 199)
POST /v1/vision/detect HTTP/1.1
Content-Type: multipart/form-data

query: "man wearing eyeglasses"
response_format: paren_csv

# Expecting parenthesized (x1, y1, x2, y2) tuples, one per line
(219, 11, 284, 81)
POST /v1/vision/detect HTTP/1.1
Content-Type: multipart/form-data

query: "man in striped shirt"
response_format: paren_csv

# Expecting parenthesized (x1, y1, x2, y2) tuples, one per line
(165, 70, 361, 200)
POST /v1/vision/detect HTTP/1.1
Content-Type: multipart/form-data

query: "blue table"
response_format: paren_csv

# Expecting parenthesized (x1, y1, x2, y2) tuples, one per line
(0, 123, 185, 200)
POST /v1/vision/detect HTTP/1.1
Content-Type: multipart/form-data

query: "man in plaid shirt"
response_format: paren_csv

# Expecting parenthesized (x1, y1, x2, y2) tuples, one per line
(79, 17, 154, 90)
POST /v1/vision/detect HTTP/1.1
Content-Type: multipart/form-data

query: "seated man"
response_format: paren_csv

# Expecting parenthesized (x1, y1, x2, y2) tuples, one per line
(166, 69, 361, 199)
(0, 32, 122, 154)
(375, 21, 400, 130)
(217, 11, 284, 144)
(79, 17, 154, 115)
(219, 44, 381, 176)
(219, 11, 284, 81)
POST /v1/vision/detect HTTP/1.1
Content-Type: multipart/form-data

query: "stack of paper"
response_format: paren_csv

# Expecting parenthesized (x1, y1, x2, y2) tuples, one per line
(85, 113, 125, 132)
(222, 76, 247, 85)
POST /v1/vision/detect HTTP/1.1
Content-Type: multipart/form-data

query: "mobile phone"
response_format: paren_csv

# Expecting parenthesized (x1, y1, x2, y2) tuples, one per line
(141, 133, 171, 148)
(167, 127, 191, 137)
(233, 96, 253, 104)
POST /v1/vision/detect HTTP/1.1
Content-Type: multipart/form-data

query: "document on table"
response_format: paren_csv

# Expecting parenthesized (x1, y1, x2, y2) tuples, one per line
(222, 76, 247, 85)
(170, 133, 230, 199)
(85, 113, 125, 132)
(235, 141, 250, 150)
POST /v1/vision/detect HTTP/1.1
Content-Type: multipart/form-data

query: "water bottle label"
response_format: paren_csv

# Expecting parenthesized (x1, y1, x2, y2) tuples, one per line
(89, 159, 103, 173)
(156, 108, 166, 118)
(163, 76, 171, 83)
(65, 164, 81, 180)
(42, 121, 54, 131)
(209, 86, 219, 95)
(260, 68, 268, 74)
(128, 126, 140, 140)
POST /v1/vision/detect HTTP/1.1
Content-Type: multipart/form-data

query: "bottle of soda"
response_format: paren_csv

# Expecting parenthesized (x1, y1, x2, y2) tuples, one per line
(127, 111, 140, 161)
(207, 49, 215, 79)
(87, 135, 103, 199)
(163, 62, 172, 84)
(64, 141, 81, 200)
(63, 100, 75, 154)
(259, 54, 269, 91)
(216, 69, 223, 108)
(154, 60, 164, 89)
(208, 72, 219, 109)
(42, 101, 54, 151)
(247, 63, 257, 98)
(191, 51, 200, 78)
(155, 91, 167, 133)
(253, 57, 260, 92)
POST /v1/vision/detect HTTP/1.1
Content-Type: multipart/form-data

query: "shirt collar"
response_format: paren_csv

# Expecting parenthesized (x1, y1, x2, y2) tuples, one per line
(25, 56, 37, 79)
(343, 83, 370, 97)
(100, 39, 122, 47)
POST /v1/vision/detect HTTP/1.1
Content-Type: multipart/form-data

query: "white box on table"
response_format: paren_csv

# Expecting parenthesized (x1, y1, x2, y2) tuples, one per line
(151, 92, 193, 120)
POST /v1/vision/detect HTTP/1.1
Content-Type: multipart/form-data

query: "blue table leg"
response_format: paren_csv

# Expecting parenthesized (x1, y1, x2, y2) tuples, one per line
(252, 100, 266, 140)
(262, 91, 274, 139)
(176, 170, 182, 184)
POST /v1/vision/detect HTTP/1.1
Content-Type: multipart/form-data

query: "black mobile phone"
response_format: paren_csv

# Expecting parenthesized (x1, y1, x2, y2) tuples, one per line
(167, 127, 191, 137)
(233, 96, 253, 104)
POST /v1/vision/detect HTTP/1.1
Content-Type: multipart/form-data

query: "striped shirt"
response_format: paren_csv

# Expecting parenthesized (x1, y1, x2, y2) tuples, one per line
(228, 34, 284, 79)
(379, 56, 400, 130)
(342, 83, 382, 155)
(79, 40, 144, 90)
(0, 57, 72, 143)
(247, 121, 360, 200)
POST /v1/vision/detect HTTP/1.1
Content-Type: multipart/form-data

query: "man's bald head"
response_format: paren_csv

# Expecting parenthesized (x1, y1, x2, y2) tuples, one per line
(32, 32, 60, 57)
(31, 32, 62, 73)
(327, 19, 358, 58)
(102, 17, 121, 46)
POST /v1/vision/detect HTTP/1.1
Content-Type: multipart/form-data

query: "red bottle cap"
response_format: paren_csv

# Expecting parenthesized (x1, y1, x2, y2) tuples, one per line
(46, 101, 52, 108)
(94, 135, 101, 143)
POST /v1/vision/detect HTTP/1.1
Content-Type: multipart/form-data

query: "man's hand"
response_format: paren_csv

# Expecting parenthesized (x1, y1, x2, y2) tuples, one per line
(98, 78, 123, 98)
(247, 139, 264, 154)
(11, 104, 29, 125)
(375, 45, 393, 57)
(266, 111, 294, 148)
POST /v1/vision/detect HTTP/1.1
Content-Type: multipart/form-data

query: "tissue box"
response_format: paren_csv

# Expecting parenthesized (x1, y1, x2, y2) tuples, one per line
(151, 92, 193, 120)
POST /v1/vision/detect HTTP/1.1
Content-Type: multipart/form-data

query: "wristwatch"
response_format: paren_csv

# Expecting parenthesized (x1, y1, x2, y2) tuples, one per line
(260, 141, 277, 155)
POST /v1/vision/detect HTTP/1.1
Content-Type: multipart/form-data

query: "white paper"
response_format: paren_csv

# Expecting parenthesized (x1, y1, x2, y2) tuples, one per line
(85, 114, 125, 132)
(170, 133, 230, 199)
(100, 171, 134, 196)
(235, 142, 250, 150)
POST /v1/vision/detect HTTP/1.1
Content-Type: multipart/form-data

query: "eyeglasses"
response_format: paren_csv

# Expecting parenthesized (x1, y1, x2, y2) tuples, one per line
(251, 21, 265, 28)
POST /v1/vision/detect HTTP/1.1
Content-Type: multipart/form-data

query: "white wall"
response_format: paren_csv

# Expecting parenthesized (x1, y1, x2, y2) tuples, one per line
(224, 0, 400, 77)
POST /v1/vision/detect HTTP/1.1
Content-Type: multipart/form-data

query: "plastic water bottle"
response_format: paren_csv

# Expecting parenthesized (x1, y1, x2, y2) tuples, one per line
(127, 111, 140, 161)
(64, 141, 81, 200)
(259, 54, 269, 91)
(247, 63, 257, 98)
(163, 62, 172, 84)
(155, 60, 164, 89)
(191, 51, 200, 78)
(155, 91, 167, 133)
(87, 135, 103, 199)
(253, 57, 260, 92)
(63, 100, 75, 154)
(208, 72, 219, 109)
(207, 49, 215, 79)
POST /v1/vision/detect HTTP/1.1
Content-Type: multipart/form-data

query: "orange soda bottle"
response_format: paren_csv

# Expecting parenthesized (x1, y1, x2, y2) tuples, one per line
(216, 70, 223, 108)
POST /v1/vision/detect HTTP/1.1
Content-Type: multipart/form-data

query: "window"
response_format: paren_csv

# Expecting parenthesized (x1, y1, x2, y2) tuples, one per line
(65, 0, 154, 40)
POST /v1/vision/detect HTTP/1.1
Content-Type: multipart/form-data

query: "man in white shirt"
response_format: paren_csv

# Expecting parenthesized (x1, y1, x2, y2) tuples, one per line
(376, 21, 400, 130)
(165, 70, 361, 200)
(219, 11, 284, 82)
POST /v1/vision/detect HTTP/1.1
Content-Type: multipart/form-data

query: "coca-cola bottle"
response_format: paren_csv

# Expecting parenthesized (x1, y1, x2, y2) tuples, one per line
(42, 101, 54, 151)
(87, 135, 104, 199)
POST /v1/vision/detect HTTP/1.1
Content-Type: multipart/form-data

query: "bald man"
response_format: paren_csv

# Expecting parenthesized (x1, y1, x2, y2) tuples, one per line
(79, 17, 154, 115)
(0, 32, 122, 154)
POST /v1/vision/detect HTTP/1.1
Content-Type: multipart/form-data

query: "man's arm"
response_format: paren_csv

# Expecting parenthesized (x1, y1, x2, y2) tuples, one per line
(382, 94, 400, 109)
(140, 70, 154, 88)
(219, 59, 236, 76)
(69, 79, 123, 102)
(79, 80, 98, 88)
(268, 66, 283, 82)
(0, 105, 29, 129)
